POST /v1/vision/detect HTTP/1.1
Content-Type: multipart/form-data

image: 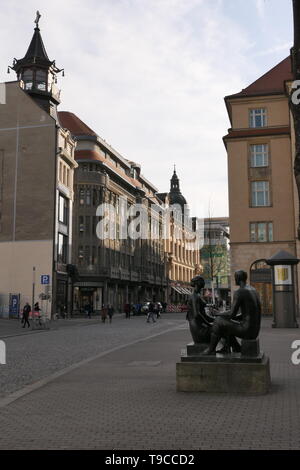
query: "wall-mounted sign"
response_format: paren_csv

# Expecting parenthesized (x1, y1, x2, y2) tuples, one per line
(41, 275, 50, 285)
(274, 265, 292, 286)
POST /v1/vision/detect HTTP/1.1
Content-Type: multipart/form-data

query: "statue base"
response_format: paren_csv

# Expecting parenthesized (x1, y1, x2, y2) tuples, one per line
(177, 342, 271, 395)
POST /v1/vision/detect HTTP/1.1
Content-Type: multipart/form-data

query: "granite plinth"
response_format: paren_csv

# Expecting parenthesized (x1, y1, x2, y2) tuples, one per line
(241, 339, 260, 357)
(186, 343, 209, 355)
(177, 343, 271, 394)
(176, 355, 271, 394)
(181, 352, 265, 364)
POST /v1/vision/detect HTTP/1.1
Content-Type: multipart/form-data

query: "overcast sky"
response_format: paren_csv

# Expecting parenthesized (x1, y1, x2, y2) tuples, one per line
(0, 0, 294, 218)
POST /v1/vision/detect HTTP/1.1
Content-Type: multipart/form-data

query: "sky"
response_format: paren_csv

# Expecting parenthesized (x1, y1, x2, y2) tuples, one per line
(0, 0, 294, 218)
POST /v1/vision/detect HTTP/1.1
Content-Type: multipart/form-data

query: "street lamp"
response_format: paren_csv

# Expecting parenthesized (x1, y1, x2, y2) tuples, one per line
(290, 0, 300, 239)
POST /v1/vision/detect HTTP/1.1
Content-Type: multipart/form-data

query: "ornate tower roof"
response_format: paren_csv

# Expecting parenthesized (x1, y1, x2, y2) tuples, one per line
(11, 11, 58, 73)
(169, 167, 187, 208)
(9, 12, 64, 118)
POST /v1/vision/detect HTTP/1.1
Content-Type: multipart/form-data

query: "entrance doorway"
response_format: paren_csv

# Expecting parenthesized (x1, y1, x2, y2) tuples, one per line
(250, 259, 273, 315)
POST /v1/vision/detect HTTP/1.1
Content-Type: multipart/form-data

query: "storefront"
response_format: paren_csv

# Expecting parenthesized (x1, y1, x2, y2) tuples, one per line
(73, 282, 103, 314)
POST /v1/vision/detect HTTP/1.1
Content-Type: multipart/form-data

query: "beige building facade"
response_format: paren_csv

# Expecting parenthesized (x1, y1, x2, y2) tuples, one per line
(224, 57, 300, 314)
(157, 170, 201, 303)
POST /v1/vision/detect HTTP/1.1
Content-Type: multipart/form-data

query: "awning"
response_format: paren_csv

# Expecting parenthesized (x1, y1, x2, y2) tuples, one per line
(182, 288, 192, 295)
(171, 286, 191, 295)
(171, 286, 183, 294)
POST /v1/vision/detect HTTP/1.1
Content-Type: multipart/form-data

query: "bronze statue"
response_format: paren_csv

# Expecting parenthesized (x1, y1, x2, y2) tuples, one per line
(203, 270, 261, 355)
(186, 276, 213, 344)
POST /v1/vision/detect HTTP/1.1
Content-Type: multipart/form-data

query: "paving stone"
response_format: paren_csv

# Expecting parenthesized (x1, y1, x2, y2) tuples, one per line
(0, 317, 299, 449)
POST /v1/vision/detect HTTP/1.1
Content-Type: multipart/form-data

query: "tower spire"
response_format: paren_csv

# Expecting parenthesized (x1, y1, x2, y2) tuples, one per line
(8, 13, 64, 119)
(169, 167, 187, 209)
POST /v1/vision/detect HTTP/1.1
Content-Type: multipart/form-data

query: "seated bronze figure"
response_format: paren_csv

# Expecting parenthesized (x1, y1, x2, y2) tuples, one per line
(186, 276, 214, 344)
(203, 270, 261, 355)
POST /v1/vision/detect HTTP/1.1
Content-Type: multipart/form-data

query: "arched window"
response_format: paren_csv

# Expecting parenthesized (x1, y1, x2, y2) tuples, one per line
(250, 259, 272, 315)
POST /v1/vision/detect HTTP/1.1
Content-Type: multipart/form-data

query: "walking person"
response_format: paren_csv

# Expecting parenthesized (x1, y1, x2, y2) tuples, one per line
(146, 300, 156, 323)
(124, 303, 131, 319)
(108, 304, 114, 323)
(22, 302, 31, 328)
(34, 301, 42, 326)
(101, 305, 108, 323)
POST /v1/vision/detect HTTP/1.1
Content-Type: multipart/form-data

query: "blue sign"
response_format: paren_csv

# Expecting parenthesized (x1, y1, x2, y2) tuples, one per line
(9, 294, 20, 317)
(41, 275, 50, 285)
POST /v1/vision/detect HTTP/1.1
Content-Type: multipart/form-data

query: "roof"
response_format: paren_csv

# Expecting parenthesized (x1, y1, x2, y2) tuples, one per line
(58, 111, 98, 137)
(60, 111, 160, 195)
(226, 57, 292, 100)
(267, 250, 299, 265)
(24, 27, 50, 62)
(13, 26, 56, 71)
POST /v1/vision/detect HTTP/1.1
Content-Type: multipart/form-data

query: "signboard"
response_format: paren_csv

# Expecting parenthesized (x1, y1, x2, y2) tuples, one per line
(9, 294, 20, 318)
(274, 265, 292, 286)
(41, 275, 50, 285)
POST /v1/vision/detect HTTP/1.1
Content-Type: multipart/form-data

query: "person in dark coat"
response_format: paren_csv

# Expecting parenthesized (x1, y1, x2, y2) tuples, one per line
(22, 303, 31, 328)
(108, 305, 114, 323)
(124, 303, 131, 319)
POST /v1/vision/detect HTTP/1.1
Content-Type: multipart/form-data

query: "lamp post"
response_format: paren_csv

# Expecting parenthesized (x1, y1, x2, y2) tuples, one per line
(291, 0, 300, 239)
(266, 250, 299, 328)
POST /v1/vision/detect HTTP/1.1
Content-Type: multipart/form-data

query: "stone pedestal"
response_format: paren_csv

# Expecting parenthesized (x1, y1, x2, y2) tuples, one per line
(177, 342, 271, 395)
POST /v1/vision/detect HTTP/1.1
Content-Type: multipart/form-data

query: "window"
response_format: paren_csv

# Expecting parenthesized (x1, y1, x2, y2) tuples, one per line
(86, 189, 91, 206)
(78, 246, 84, 259)
(79, 189, 85, 205)
(84, 216, 90, 235)
(58, 194, 69, 225)
(22, 69, 33, 90)
(251, 181, 270, 207)
(79, 216, 84, 235)
(59, 162, 63, 181)
(57, 233, 68, 264)
(249, 108, 267, 128)
(250, 222, 273, 242)
(250, 144, 268, 167)
(36, 70, 47, 91)
(93, 189, 98, 206)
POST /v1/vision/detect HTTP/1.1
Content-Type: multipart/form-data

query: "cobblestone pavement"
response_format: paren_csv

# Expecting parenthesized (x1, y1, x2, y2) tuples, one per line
(0, 317, 300, 450)
(0, 313, 186, 398)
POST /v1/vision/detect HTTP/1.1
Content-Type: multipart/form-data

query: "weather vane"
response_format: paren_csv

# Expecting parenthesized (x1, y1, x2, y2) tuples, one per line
(34, 10, 41, 27)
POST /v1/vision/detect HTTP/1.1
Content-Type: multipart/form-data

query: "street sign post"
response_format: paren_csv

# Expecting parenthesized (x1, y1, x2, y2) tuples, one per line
(9, 293, 20, 318)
